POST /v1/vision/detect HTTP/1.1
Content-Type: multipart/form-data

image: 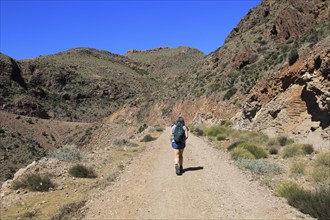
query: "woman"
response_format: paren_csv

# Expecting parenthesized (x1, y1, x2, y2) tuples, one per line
(170, 117, 188, 175)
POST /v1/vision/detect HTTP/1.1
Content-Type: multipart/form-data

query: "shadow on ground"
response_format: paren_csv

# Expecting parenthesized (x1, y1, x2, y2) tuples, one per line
(183, 166, 204, 173)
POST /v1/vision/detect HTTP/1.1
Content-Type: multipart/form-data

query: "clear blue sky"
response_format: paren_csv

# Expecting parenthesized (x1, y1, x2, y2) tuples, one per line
(1, 0, 261, 60)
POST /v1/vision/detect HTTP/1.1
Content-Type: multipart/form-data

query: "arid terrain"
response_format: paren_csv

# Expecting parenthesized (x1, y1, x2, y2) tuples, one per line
(1, 0, 329, 219)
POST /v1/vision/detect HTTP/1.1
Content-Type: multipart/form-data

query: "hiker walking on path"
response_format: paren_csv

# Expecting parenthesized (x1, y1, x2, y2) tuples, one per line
(170, 117, 189, 175)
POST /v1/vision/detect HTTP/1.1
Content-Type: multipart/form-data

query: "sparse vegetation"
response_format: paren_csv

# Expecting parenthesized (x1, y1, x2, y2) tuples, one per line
(155, 125, 165, 132)
(288, 48, 299, 65)
(12, 173, 54, 192)
(268, 146, 279, 155)
(287, 187, 330, 220)
(275, 181, 304, 198)
(138, 124, 148, 133)
(205, 126, 228, 138)
(277, 136, 294, 146)
(315, 152, 330, 167)
(281, 144, 303, 158)
(51, 200, 86, 220)
(290, 159, 306, 176)
(311, 165, 330, 184)
(68, 164, 97, 178)
(231, 147, 255, 160)
(229, 142, 267, 159)
(141, 134, 155, 142)
(235, 158, 283, 175)
(49, 144, 82, 161)
(113, 138, 137, 147)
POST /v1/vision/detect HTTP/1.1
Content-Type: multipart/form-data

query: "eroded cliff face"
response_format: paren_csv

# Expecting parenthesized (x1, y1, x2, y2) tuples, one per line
(240, 36, 330, 149)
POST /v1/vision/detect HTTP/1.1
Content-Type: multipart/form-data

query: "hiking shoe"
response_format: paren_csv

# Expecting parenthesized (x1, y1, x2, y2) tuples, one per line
(180, 165, 184, 173)
(175, 164, 181, 175)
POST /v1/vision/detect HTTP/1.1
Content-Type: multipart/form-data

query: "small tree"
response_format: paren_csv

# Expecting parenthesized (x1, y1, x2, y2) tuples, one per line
(288, 48, 299, 66)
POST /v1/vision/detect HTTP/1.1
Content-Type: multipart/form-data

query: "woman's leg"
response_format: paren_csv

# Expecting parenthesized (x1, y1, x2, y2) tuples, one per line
(174, 149, 180, 165)
(178, 149, 184, 166)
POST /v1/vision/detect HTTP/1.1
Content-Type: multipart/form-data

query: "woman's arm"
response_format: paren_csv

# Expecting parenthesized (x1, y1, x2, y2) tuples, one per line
(185, 127, 189, 140)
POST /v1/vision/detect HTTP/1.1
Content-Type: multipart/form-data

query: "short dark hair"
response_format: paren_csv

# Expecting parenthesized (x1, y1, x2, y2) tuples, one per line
(177, 116, 185, 125)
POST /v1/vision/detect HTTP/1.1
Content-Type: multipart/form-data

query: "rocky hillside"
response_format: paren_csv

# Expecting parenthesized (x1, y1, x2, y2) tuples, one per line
(1, 48, 162, 122)
(125, 46, 205, 81)
(1, 0, 329, 184)
(0, 47, 203, 183)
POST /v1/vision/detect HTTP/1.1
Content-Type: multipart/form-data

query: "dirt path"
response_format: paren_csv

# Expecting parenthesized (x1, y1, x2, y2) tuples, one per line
(84, 128, 312, 219)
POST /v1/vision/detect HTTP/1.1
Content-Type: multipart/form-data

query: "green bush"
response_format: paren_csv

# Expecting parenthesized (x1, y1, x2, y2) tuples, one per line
(275, 181, 304, 198)
(277, 136, 294, 146)
(287, 187, 330, 220)
(316, 152, 330, 167)
(302, 144, 314, 154)
(221, 120, 233, 127)
(205, 126, 227, 137)
(290, 159, 306, 176)
(242, 143, 268, 159)
(267, 138, 279, 147)
(13, 173, 54, 192)
(281, 144, 304, 158)
(311, 165, 330, 184)
(216, 134, 227, 141)
(192, 127, 204, 136)
(141, 134, 155, 142)
(235, 158, 283, 175)
(223, 87, 237, 100)
(288, 48, 299, 66)
(231, 148, 255, 160)
(155, 125, 165, 132)
(49, 144, 82, 161)
(68, 164, 96, 178)
(227, 141, 244, 151)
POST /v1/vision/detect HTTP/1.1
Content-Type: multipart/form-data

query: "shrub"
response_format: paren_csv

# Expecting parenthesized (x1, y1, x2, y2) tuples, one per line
(268, 146, 279, 155)
(227, 141, 244, 151)
(311, 165, 330, 184)
(113, 138, 137, 147)
(277, 136, 294, 146)
(302, 144, 314, 154)
(275, 181, 304, 198)
(155, 125, 165, 132)
(205, 126, 227, 137)
(281, 144, 304, 158)
(217, 134, 227, 141)
(316, 152, 330, 167)
(68, 164, 96, 178)
(221, 120, 233, 127)
(12, 173, 54, 192)
(290, 159, 306, 176)
(192, 127, 204, 136)
(231, 148, 255, 160)
(49, 144, 82, 161)
(51, 200, 86, 220)
(288, 48, 299, 65)
(235, 158, 283, 175)
(223, 87, 237, 100)
(267, 138, 279, 147)
(287, 187, 330, 220)
(141, 134, 154, 142)
(242, 143, 268, 159)
(138, 124, 148, 133)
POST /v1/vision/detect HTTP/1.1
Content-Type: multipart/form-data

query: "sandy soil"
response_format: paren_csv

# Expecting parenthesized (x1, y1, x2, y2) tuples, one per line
(84, 127, 313, 219)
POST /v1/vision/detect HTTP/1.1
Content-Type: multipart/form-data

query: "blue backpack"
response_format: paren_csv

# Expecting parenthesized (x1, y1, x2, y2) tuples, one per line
(173, 123, 185, 143)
